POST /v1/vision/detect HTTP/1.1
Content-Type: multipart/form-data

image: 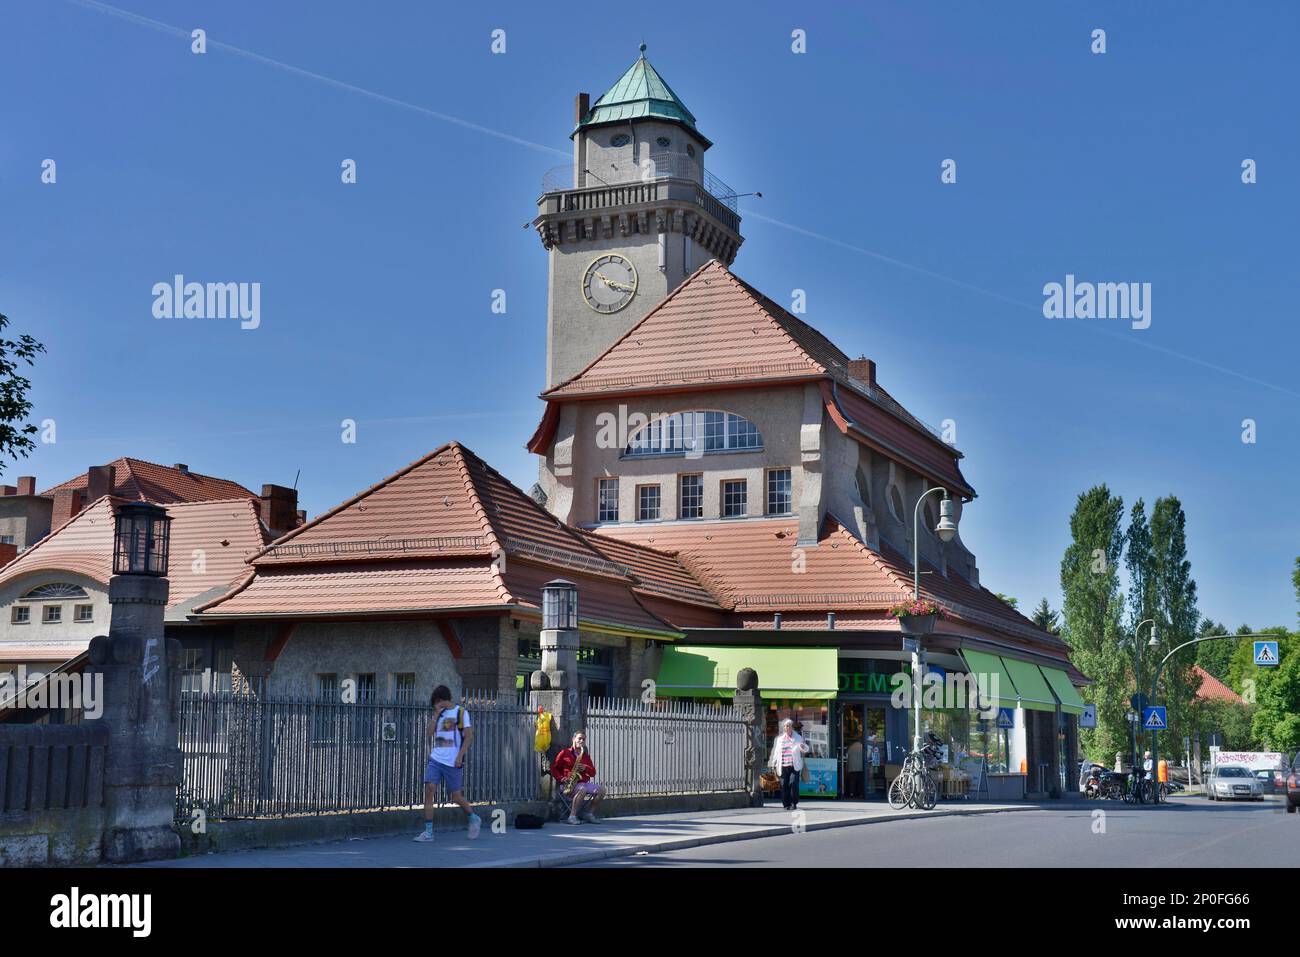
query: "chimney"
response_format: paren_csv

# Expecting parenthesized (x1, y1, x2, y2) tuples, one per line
(16, 476, 35, 495)
(259, 484, 298, 538)
(0, 543, 16, 567)
(51, 488, 83, 528)
(575, 92, 590, 125)
(295, 509, 307, 527)
(174, 463, 189, 475)
(0, 486, 13, 497)
(86, 464, 117, 503)
(847, 357, 876, 389)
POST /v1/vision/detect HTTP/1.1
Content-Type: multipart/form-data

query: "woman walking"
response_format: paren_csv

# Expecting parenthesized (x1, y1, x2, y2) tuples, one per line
(767, 718, 810, 811)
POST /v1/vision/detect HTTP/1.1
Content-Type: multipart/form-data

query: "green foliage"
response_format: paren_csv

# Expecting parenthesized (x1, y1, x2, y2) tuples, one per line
(1031, 597, 1060, 635)
(0, 313, 45, 477)
(1060, 485, 1128, 761)
(1191, 697, 1254, 750)
(1251, 650, 1300, 752)
(1195, 619, 1233, 681)
(994, 593, 1018, 609)
(1148, 496, 1199, 753)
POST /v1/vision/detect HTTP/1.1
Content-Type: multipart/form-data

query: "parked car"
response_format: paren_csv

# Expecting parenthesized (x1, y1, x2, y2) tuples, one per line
(1287, 755, 1300, 814)
(1253, 768, 1285, 795)
(1209, 765, 1263, 801)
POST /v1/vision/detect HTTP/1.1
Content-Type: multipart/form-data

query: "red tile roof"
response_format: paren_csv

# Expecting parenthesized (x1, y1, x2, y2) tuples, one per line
(1193, 664, 1242, 704)
(41, 457, 257, 504)
(0, 497, 267, 610)
(198, 442, 708, 634)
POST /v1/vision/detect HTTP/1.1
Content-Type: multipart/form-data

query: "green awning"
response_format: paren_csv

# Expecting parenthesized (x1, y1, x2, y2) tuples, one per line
(959, 649, 1020, 711)
(1040, 665, 1087, 715)
(656, 645, 838, 700)
(1000, 656, 1061, 712)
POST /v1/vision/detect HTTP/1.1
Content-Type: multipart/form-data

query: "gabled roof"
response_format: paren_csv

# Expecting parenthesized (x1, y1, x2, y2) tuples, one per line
(198, 442, 712, 633)
(575, 46, 706, 145)
(1193, 664, 1243, 705)
(0, 496, 267, 611)
(41, 457, 257, 504)
(533, 261, 971, 495)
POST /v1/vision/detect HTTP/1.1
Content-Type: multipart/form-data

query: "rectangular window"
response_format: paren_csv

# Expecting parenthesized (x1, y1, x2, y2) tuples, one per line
(766, 468, 793, 515)
(636, 484, 661, 521)
(678, 474, 703, 519)
(42, 605, 62, 624)
(11, 606, 30, 624)
(722, 479, 748, 518)
(316, 673, 338, 701)
(597, 478, 620, 523)
(393, 673, 416, 703)
(0, 535, 14, 545)
(703, 411, 726, 451)
(356, 673, 376, 703)
(74, 604, 94, 622)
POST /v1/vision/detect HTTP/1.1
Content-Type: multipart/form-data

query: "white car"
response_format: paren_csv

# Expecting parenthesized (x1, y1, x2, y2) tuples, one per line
(1209, 765, 1264, 801)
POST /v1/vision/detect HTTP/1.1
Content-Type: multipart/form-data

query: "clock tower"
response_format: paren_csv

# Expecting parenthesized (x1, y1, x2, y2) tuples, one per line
(533, 45, 745, 388)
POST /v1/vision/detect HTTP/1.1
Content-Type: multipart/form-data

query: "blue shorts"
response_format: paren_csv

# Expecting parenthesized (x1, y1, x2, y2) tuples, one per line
(424, 759, 464, 792)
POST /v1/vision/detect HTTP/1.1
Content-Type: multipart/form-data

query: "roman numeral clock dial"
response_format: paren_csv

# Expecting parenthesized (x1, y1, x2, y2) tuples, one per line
(581, 254, 638, 314)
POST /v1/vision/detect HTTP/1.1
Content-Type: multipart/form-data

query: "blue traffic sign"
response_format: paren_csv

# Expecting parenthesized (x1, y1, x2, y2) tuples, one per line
(1142, 706, 1167, 731)
(996, 708, 1015, 729)
(1254, 641, 1280, 667)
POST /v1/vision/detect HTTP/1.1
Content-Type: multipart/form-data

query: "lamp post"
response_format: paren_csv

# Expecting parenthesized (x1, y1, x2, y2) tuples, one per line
(907, 487, 958, 753)
(1148, 631, 1276, 801)
(1122, 619, 1159, 775)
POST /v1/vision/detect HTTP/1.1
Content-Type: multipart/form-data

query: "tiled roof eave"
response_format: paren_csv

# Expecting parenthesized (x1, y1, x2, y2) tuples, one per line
(193, 601, 527, 622)
(543, 372, 824, 402)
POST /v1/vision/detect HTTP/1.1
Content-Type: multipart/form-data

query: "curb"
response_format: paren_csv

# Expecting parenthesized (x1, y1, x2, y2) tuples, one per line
(476, 802, 1048, 868)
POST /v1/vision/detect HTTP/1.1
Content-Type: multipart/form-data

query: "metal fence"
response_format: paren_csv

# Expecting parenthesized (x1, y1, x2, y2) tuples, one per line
(582, 696, 748, 798)
(176, 690, 538, 822)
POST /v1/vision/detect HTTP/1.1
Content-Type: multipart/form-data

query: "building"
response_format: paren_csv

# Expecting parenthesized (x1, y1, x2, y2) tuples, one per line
(184, 47, 1088, 799)
(0, 459, 301, 691)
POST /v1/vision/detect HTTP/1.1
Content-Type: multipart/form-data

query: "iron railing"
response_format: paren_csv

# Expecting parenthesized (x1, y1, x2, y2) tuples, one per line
(582, 696, 747, 797)
(176, 690, 538, 822)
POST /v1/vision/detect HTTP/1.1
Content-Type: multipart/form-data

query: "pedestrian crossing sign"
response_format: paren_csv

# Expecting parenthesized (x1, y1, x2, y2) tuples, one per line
(996, 708, 1015, 729)
(1142, 706, 1167, 730)
(1254, 641, 1279, 667)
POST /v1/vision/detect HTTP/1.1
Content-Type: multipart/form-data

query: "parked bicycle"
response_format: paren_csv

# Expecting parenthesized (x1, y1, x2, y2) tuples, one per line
(888, 732, 943, 811)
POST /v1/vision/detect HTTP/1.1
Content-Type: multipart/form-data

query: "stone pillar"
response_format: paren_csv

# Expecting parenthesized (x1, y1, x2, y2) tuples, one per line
(529, 622, 583, 768)
(734, 667, 765, 807)
(94, 574, 183, 863)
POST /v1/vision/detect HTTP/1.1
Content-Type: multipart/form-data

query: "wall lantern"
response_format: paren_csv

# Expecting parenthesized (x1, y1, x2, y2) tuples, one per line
(113, 501, 171, 576)
(541, 579, 578, 631)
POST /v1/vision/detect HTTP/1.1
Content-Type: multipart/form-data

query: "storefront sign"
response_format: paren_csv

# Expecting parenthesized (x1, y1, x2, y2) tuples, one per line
(800, 758, 838, 797)
(837, 670, 896, 695)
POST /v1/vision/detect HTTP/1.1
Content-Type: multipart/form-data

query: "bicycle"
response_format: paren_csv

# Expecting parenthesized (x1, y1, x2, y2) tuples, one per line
(887, 737, 942, 811)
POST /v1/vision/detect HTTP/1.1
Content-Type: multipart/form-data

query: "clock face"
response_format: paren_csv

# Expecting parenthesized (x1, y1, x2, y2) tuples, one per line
(582, 254, 638, 314)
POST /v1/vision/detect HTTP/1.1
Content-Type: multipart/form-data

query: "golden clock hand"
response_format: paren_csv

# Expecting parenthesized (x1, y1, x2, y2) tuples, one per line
(604, 278, 634, 292)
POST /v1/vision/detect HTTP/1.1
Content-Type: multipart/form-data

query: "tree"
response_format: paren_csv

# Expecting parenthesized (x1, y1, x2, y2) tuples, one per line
(1060, 485, 1128, 762)
(1148, 496, 1200, 757)
(1251, 651, 1300, 752)
(1195, 619, 1233, 682)
(0, 313, 45, 476)
(995, 593, 1019, 609)
(1125, 499, 1157, 635)
(1031, 597, 1060, 635)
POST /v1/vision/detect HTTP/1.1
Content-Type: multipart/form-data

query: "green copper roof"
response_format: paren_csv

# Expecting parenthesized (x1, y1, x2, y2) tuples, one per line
(574, 45, 710, 146)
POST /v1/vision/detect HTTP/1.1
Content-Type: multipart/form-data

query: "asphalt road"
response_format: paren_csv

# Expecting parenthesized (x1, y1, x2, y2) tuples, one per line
(571, 797, 1295, 867)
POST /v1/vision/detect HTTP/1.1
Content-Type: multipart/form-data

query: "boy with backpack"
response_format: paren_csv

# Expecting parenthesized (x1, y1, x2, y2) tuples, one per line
(414, 684, 482, 842)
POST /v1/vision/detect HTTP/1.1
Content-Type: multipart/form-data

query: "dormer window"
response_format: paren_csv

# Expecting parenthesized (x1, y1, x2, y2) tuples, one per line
(624, 411, 763, 458)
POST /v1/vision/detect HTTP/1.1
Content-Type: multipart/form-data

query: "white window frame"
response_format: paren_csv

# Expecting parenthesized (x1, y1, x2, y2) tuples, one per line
(678, 473, 703, 519)
(766, 468, 793, 516)
(597, 478, 620, 523)
(721, 479, 748, 518)
(636, 484, 661, 522)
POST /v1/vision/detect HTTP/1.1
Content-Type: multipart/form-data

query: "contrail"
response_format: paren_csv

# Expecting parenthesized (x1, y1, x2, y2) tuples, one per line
(64, 0, 1300, 403)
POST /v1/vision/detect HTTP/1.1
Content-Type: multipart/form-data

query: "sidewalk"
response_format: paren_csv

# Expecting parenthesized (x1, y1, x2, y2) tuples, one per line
(139, 799, 1057, 868)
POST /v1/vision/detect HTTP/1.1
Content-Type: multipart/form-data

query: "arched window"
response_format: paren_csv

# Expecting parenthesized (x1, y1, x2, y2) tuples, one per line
(21, 583, 88, 600)
(624, 411, 763, 457)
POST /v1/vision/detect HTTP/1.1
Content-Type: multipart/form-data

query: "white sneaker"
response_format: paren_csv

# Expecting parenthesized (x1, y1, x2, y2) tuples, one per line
(467, 814, 482, 839)
(413, 830, 434, 843)
(566, 815, 581, 825)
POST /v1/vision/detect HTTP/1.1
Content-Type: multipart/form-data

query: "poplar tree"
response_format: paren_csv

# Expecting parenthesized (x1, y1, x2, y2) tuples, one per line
(1149, 496, 1200, 753)
(1060, 486, 1127, 761)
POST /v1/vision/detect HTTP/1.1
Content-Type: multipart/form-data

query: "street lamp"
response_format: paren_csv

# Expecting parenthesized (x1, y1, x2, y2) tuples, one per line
(112, 502, 171, 576)
(908, 487, 957, 754)
(1121, 619, 1159, 774)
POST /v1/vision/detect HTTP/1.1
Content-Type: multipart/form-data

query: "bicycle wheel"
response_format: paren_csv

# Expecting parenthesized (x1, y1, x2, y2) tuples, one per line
(888, 773, 911, 809)
(920, 774, 941, 811)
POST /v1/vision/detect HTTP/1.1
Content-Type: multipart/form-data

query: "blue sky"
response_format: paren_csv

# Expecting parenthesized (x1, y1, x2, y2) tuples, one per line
(2, 1, 1296, 628)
